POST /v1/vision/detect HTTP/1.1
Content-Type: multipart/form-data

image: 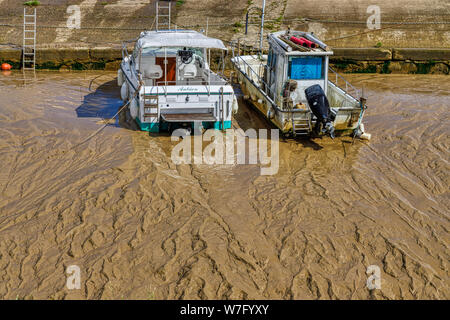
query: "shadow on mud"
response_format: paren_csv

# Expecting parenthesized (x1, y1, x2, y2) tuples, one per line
(75, 78, 139, 131)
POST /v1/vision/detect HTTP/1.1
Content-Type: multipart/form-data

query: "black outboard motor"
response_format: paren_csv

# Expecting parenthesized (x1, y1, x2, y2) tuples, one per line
(304, 84, 335, 138)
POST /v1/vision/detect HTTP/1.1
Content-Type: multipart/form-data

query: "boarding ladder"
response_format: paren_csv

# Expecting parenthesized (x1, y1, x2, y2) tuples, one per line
(292, 114, 312, 136)
(143, 86, 160, 122)
(156, 0, 171, 31)
(22, 7, 36, 71)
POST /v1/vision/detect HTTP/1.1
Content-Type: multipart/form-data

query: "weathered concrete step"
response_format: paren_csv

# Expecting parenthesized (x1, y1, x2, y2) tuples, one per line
(392, 48, 450, 61)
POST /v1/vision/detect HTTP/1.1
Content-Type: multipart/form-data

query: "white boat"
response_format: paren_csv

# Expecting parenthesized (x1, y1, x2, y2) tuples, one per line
(118, 30, 238, 133)
(231, 30, 370, 140)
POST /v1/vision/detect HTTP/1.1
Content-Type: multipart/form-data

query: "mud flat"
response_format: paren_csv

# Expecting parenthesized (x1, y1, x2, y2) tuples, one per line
(0, 71, 448, 299)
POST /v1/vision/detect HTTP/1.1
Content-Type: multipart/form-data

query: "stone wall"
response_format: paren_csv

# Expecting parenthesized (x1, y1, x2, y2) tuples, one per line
(0, 1, 448, 48)
(330, 48, 450, 74)
(1, 46, 449, 74)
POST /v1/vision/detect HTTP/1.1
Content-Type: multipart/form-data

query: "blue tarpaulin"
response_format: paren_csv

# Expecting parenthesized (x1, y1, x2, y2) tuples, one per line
(289, 57, 323, 80)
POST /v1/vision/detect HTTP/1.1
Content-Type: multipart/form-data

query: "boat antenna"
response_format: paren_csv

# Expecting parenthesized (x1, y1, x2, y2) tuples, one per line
(259, 0, 266, 56)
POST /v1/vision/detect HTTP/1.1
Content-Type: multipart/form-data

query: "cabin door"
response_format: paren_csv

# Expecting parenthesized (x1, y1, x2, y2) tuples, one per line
(155, 57, 176, 85)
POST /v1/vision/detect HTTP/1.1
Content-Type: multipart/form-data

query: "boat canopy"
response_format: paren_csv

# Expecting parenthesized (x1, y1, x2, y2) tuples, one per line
(136, 30, 227, 50)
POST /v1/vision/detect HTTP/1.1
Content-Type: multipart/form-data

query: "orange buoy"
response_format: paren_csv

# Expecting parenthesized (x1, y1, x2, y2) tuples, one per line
(1, 63, 12, 71)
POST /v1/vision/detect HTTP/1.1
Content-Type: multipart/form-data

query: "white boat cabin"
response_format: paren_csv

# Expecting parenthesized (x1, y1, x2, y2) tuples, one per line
(232, 30, 369, 139)
(119, 30, 238, 133)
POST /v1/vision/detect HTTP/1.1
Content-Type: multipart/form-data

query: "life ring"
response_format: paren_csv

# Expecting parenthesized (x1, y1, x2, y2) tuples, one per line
(117, 69, 124, 87)
(120, 82, 129, 101)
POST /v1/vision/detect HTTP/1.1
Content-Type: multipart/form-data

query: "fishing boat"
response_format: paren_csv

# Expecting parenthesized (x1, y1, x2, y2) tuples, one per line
(231, 30, 370, 139)
(118, 29, 238, 133)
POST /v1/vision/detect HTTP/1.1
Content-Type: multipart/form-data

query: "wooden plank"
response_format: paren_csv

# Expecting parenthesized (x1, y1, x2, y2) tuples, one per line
(161, 113, 216, 122)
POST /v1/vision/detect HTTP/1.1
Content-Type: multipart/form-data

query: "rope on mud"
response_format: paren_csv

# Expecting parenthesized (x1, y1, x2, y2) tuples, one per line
(88, 73, 113, 92)
(70, 88, 139, 151)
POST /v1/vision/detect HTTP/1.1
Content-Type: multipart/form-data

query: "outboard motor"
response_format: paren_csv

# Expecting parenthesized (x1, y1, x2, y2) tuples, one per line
(304, 84, 335, 138)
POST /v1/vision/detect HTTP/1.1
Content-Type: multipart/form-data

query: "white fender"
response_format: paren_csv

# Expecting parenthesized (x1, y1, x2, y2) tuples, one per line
(232, 95, 239, 114)
(360, 132, 371, 140)
(130, 97, 138, 119)
(358, 123, 371, 140)
(117, 69, 124, 87)
(120, 82, 129, 101)
(267, 106, 275, 119)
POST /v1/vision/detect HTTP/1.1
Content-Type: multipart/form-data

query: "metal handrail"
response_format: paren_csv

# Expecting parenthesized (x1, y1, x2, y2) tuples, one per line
(328, 67, 361, 99)
(154, 80, 228, 86)
(232, 53, 277, 100)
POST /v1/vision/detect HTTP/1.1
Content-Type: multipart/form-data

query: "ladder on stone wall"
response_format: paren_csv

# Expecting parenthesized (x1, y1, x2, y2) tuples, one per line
(156, 0, 171, 31)
(23, 7, 36, 70)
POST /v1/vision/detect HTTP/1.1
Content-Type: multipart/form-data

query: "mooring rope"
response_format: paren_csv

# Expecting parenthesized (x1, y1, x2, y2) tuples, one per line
(70, 87, 139, 151)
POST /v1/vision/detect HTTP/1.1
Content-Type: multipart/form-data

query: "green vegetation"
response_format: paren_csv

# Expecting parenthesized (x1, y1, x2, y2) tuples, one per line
(91, 61, 106, 70)
(71, 62, 86, 70)
(176, 0, 185, 7)
(265, 22, 276, 31)
(23, 1, 40, 6)
(375, 42, 382, 48)
(332, 60, 377, 73)
(333, 59, 356, 70)
(354, 64, 377, 73)
(381, 61, 391, 74)
(415, 60, 436, 74)
(36, 61, 60, 70)
(233, 21, 243, 33)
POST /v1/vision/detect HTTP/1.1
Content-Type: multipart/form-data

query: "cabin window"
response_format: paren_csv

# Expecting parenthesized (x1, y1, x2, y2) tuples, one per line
(288, 56, 323, 80)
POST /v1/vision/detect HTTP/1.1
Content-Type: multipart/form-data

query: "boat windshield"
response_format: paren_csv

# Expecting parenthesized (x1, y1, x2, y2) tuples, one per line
(288, 56, 324, 80)
(141, 47, 204, 58)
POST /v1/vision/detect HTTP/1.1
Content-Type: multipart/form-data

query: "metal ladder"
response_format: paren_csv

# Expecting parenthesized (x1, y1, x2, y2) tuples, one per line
(292, 113, 312, 136)
(23, 7, 36, 70)
(156, 0, 171, 31)
(143, 87, 160, 122)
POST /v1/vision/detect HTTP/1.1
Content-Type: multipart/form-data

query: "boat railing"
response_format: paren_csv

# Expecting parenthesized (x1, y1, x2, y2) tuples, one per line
(328, 67, 361, 100)
(153, 79, 228, 95)
(231, 51, 278, 102)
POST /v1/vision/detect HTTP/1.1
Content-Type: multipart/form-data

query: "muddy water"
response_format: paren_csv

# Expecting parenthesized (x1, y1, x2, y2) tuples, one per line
(0, 71, 448, 300)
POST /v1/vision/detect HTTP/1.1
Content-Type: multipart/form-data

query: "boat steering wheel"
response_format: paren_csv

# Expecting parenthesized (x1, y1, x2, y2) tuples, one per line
(178, 48, 194, 64)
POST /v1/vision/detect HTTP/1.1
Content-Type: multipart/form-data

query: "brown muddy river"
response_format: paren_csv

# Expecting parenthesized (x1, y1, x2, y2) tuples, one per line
(0, 71, 448, 300)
